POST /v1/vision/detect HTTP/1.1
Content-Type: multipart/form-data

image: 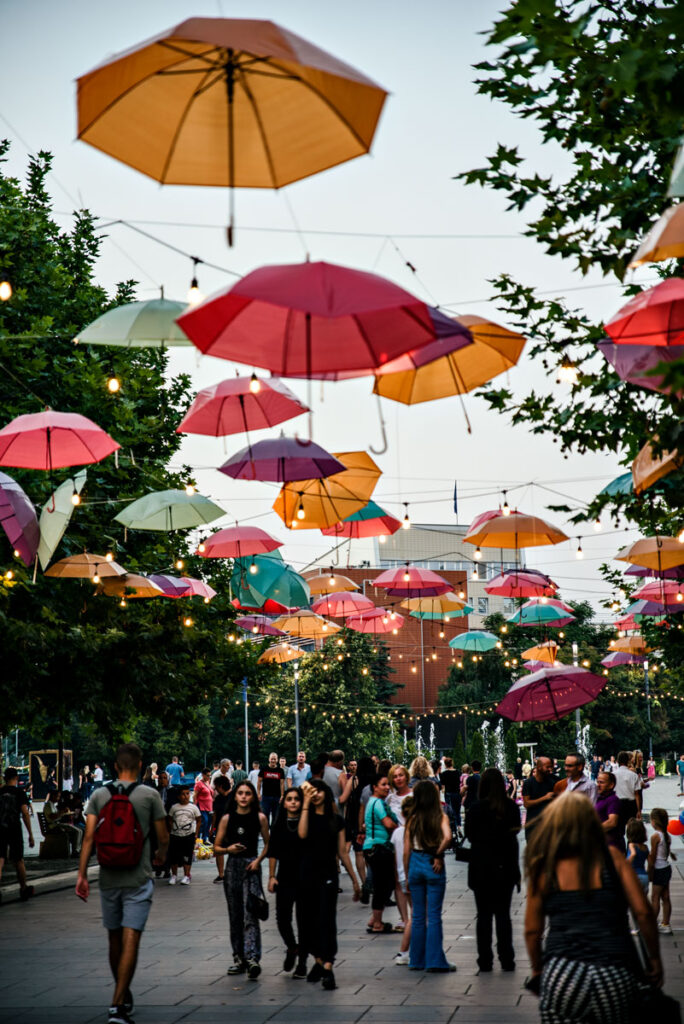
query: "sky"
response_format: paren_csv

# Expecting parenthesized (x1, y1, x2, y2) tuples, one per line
(1, 0, 654, 618)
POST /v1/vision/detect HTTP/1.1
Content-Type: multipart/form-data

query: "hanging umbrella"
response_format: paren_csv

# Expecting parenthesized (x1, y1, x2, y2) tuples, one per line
(0, 471, 40, 566)
(409, 603, 473, 621)
(601, 651, 644, 668)
(401, 592, 469, 616)
(599, 471, 634, 497)
(632, 440, 682, 494)
(37, 470, 87, 570)
(485, 569, 557, 599)
(147, 574, 193, 598)
(77, 18, 387, 245)
(521, 641, 559, 665)
(197, 526, 282, 559)
(75, 297, 191, 347)
(373, 313, 524, 404)
(177, 261, 438, 377)
(45, 553, 127, 580)
(311, 591, 374, 616)
(610, 635, 650, 654)
(177, 376, 308, 436)
(0, 411, 120, 470)
(234, 558, 310, 611)
(233, 596, 290, 615)
(320, 499, 401, 539)
(220, 437, 344, 483)
(374, 566, 450, 599)
(100, 573, 165, 598)
(615, 536, 684, 571)
(605, 279, 684, 347)
(616, 599, 669, 624)
(496, 664, 606, 722)
(523, 660, 550, 672)
(303, 571, 360, 595)
(115, 489, 225, 530)
(507, 598, 576, 628)
(346, 607, 405, 633)
(632, 579, 684, 606)
(179, 577, 217, 601)
(273, 451, 381, 529)
(597, 339, 684, 398)
(258, 643, 303, 665)
(464, 510, 568, 549)
(625, 563, 684, 579)
(272, 608, 340, 638)
(449, 630, 499, 653)
(629, 205, 684, 267)
(235, 615, 286, 637)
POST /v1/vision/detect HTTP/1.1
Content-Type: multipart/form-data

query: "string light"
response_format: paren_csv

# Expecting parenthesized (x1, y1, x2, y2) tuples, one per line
(439, 629, 445, 638)
(249, 560, 258, 575)
(92, 572, 100, 584)
(379, 534, 386, 544)
(556, 353, 579, 384)
(107, 376, 120, 393)
(198, 541, 206, 553)
(471, 567, 479, 581)
(105, 551, 113, 562)
(184, 616, 193, 627)
(0, 280, 12, 301)
(474, 547, 482, 560)
(297, 494, 306, 520)
(576, 539, 584, 559)
(403, 563, 411, 582)
(175, 559, 184, 570)
(249, 373, 261, 394)
(187, 258, 203, 305)
(71, 489, 81, 506)
(4, 570, 13, 580)
(502, 491, 510, 516)
(458, 590, 465, 599)
(119, 598, 126, 608)
(402, 503, 411, 530)
(593, 519, 602, 531)
(185, 484, 196, 496)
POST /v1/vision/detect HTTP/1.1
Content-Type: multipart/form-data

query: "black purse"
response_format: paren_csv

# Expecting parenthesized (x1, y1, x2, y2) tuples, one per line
(247, 881, 269, 921)
(452, 827, 471, 862)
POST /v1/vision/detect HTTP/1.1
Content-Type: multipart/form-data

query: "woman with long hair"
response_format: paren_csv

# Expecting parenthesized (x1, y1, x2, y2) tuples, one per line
(268, 787, 306, 976)
(387, 764, 412, 935)
(403, 780, 454, 972)
(408, 756, 433, 788)
(363, 772, 399, 934)
(214, 781, 270, 980)
(464, 767, 520, 972)
(648, 807, 677, 934)
(298, 779, 361, 990)
(341, 755, 375, 900)
(525, 792, 662, 1024)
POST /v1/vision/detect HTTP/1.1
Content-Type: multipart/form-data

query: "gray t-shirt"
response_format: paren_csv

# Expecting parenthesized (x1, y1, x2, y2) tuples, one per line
(323, 765, 343, 804)
(86, 782, 166, 890)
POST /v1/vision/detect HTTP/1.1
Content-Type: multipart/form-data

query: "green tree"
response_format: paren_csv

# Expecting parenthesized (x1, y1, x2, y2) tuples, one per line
(452, 732, 466, 769)
(504, 727, 519, 773)
(468, 729, 486, 766)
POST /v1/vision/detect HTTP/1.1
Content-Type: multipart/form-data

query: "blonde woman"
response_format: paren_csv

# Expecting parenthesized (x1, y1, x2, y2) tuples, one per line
(408, 756, 434, 788)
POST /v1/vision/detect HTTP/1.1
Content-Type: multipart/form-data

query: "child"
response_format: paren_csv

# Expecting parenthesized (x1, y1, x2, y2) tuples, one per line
(167, 785, 200, 885)
(625, 817, 649, 892)
(391, 795, 414, 966)
(648, 807, 676, 934)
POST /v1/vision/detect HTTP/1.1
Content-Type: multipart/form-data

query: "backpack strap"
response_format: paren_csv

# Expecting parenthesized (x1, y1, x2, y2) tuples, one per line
(106, 782, 139, 796)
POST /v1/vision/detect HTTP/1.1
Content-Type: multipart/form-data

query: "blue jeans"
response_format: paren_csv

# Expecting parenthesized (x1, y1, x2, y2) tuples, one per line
(408, 851, 449, 969)
(261, 795, 280, 825)
(199, 810, 212, 842)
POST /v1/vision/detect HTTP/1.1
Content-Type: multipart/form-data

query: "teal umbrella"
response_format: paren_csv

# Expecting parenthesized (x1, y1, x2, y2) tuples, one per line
(115, 489, 224, 531)
(75, 297, 192, 347)
(232, 551, 310, 610)
(409, 604, 473, 620)
(37, 470, 87, 570)
(600, 472, 633, 497)
(507, 604, 575, 627)
(449, 630, 499, 652)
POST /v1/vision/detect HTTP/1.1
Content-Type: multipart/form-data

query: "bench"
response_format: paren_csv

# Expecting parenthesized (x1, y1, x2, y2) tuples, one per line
(37, 811, 71, 859)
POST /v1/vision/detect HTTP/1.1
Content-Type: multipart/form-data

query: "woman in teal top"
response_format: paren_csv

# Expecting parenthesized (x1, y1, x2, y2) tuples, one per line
(363, 774, 398, 933)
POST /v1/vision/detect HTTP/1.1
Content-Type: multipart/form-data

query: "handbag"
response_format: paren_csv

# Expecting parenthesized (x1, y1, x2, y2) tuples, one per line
(247, 880, 269, 921)
(365, 798, 393, 861)
(452, 829, 471, 863)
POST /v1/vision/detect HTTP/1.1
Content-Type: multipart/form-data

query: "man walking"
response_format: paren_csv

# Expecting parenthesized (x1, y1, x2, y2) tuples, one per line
(614, 750, 641, 834)
(211, 759, 232, 793)
(560, 753, 597, 802)
(165, 756, 184, 787)
(676, 752, 684, 795)
(76, 742, 168, 1024)
(257, 752, 284, 825)
(286, 750, 311, 788)
(247, 761, 260, 789)
(522, 757, 555, 828)
(323, 750, 345, 806)
(231, 760, 248, 787)
(0, 766, 35, 902)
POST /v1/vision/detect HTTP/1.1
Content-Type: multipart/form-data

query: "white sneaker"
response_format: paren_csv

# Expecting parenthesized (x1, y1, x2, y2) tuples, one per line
(180, 875, 191, 885)
(168, 875, 177, 885)
(658, 923, 673, 934)
(394, 952, 409, 966)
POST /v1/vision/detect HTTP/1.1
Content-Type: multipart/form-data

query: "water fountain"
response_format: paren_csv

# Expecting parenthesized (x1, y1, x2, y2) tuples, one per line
(403, 729, 408, 760)
(416, 723, 424, 754)
(578, 723, 591, 763)
(493, 720, 506, 773)
(481, 720, 490, 764)
(428, 722, 436, 759)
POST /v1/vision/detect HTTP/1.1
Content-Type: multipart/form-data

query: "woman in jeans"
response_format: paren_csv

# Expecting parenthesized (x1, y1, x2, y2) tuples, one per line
(363, 773, 399, 933)
(404, 780, 454, 972)
(214, 781, 270, 980)
(192, 767, 214, 843)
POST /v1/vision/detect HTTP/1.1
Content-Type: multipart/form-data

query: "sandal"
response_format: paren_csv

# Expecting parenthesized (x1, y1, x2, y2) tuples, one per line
(366, 922, 393, 934)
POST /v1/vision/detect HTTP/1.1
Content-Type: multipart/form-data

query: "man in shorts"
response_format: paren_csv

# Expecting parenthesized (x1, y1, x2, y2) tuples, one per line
(76, 742, 168, 1024)
(0, 766, 35, 902)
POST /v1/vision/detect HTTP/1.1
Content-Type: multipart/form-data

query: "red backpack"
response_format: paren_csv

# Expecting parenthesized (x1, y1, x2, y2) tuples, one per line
(94, 783, 144, 869)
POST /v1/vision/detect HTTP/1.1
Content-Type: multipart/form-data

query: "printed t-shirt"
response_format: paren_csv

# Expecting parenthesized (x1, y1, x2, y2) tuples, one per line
(86, 782, 166, 890)
(259, 766, 284, 798)
(169, 802, 200, 838)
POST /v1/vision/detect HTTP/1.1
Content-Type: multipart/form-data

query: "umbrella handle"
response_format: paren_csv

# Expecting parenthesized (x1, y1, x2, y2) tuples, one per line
(369, 394, 388, 455)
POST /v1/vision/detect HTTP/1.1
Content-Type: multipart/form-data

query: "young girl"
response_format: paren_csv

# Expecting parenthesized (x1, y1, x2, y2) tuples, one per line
(268, 788, 306, 977)
(625, 817, 649, 892)
(214, 781, 270, 979)
(648, 807, 677, 934)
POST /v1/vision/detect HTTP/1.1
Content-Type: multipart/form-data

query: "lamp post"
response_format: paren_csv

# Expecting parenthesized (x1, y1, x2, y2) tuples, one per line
(572, 641, 581, 752)
(242, 677, 249, 768)
(644, 659, 652, 759)
(294, 660, 301, 751)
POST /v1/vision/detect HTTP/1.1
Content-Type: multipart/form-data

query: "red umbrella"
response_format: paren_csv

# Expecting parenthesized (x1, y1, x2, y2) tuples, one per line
(220, 437, 344, 482)
(605, 278, 684, 346)
(345, 607, 405, 633)
(597, 339, 684, 396)
(0, 471, 40, 566)
(176, 376, 309, 436)
(148, 574, 193, 598)
(0, 411, 120, 470)
(311, 591, 375, 616)
(496, 664, 607, 722)
(633, 579, 684, 605)
(197, 526, 282, 559)
(373, 565, 450, 598)
(234, 614, 287, 637)
(320, 499, 401, 538)
(176, 261, 437, 378)
(231, 596, 291, 615)
(179, 577, 217, 601)
(485, 569, 557, 599)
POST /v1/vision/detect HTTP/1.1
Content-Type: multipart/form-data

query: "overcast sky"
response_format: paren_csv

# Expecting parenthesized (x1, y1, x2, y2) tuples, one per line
(1, 0, 654, 618)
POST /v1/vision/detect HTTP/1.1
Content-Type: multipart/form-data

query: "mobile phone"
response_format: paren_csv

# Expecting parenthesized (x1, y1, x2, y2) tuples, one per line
(301, 781, 315, 797)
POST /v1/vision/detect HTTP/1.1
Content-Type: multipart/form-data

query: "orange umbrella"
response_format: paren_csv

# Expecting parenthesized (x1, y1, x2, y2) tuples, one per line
(373, 314, 525, 404)
(610, 635, 650, 654)
(401, 592, 469, 616)
(45, 553, 126, 581)
(521, 641, 559, 665)
(258, 643, 302, 664)
(273, 451, 381, 530)
(303, 571, 360, 595)
(99, 573, 164, 598)
(632, 439, 682, 494)
(464, 511, 568, 549)
(615, 536, 684, 571)
(629, 205, 684, 268)
(272, 608, 340, 638)
(77, 18, 387, 244)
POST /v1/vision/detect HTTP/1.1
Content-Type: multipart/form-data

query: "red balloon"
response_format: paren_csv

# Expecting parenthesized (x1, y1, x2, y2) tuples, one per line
(667, 818, 684, 836)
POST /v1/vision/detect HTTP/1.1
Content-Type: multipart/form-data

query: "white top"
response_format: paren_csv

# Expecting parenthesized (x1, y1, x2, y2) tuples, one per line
(211, 768, 231, 790)
(392, 825, 406, 886)
(387, 790, 411, 825)
(247, 769, 260, 789)
(168, 802, 200, 838)
(614, 765, 639, 799)
(653, 829, 670, 869)
(93, 767, 103, 782)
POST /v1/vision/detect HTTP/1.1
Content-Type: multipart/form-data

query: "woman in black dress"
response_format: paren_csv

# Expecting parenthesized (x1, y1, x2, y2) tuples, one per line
(268, 787, 307, 977)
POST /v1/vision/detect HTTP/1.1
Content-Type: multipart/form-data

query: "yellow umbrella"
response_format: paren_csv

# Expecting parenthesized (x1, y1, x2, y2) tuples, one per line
(464, 512, 567, 549)
(45, 553, 127, 580)
(610, 635, 650, 654)
(401, 592, 468, 615)
(632, 439, 682, 494)
(258, 643, 302, 664)
(273, 451, 381, 530)
(629, 204, 684, 267)
(615, 536, 684, 571)
(373, 315, 525, 404)
(303, 571, 360, 595)
(99, 573, 165, 598)
(521, 641, 559, 665)
(77, 18, 387, 244)
(272, 609, 340, 638)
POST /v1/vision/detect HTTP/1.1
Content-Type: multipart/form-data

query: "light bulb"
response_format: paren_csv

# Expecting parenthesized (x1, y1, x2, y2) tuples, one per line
(472, 655, 477, 662)
(502, 492, 510, 516)
(576, 541, 584, 559)
(228, 633, 235, 642)
(403, 568, 411, 582)
(13, 549, 20, 558)
(249, 373, 261, 394)
(439, 630, 445, 638)
(71, 490, 81, 506)
(471, 567, 479, 580)
(93, 573, 100, 584)
(203, 596, 210, 604)
(411, 665, 417, 673)
(198, 542, 206, 553)
(291, 519, 298, 529)
(559, 631, 565, 638)
(677, 591, 683, 602)
(176, 559, 184, 570)
(582, 659, 590, 667)
(184, 617, 193, 627)
(392, 627, 398, 634)
(107, 376, 120, 393)
(496, 641, 502, 649)
(458, 590, 465, 599)
(323, 663, 328, 670)
(119, 598, 126, 608)
(402, 503, 410, 530)
(556, 354, 579, 385)
(252, 626, 259, 634)
(5, 570, 13, 580)
(382, 615, 389, 624)
(362, 667, 368, 675)
(0, 281, 12, 301)
(593, 519, 602, 531)
(540, 595, 548, 604)
(512, 658, 518, 666)
(187, 275, 203, 306)
(185, 484, 196, 496)
(249, 561, 258, 575)
(474, 547, 482, 560)
(379, 534, 386, 544)
(296, 497, 305, 520)
(678, 529, 684, 544)
(105, 551, 113, 561)
(337, 638, 343, 646)
(390, 611, 396, 620)
(431, 651, 437, 660)
(337, 654, 344, 661)
(322, 623, 328, 631)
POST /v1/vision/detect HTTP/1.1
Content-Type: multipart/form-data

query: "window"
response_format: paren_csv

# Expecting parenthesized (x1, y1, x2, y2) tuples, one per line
(477, 597, 489, 615)
(503, 598, 516, 615)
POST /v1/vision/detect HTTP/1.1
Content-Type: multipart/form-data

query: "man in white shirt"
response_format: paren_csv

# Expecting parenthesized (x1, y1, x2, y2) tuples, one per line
(322, 750, 345, 806)
(561, 753, 597, 802)
(614, 750, 641, 834)
(247, 761, 260, 790)
(210, 759, 231, 793)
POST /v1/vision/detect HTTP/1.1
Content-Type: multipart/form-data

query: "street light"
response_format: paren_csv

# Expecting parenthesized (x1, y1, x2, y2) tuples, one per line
(643, 659, 652, 759)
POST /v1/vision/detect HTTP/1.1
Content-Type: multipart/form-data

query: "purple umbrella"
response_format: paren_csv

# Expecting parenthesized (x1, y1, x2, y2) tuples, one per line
(496, 664, 606, 722)
(147, 574, 193, 598)
(601, 651, 644, 668)
(625, 564, 684, 580)
(598, 339, 684, 397)
(219, 437, 345, 482)
(0, 471, 40, 566)
(235, 614, 287, 637)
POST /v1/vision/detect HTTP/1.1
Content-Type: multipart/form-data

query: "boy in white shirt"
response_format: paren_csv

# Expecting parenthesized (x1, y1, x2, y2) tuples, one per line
(167, 786, 200, 886)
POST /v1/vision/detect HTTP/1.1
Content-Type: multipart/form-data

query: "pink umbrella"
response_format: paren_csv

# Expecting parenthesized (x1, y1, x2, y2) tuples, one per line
(373, 565, 450, 598)
(605, 278, 684, 346)
(345, 607, 405, 633)
(179, 577, 217, 601)
(235, 614, 287, 637)
(485, 569, 557, 598)
(176, 376, 309, 436)
(320, 500, 402, 539)
(219, 437, 345, 482)
(0, 471, 40, 566)
(197, 526, 282, 559)
(147, 574, 193, 598)
(633, 579, 684, 606)
(496, 664, 607, 722)
(176, 261, 438, 378)
(0, 411, 120, 470)
(601, 651, 643, 668)
(624, 564, 684, 580)
(311, 591, 375, 616)
(597, 339, 684, 397)
(523, 660, 549, 672)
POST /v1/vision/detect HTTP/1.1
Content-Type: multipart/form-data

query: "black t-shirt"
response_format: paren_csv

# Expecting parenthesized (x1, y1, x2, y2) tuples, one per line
(464, 773, 481, 809)
(0, 785, 27, 833)
(213, 792, 232, 823)
(440, 769, 460, 795)
(513, 762, 523, 780)
(301, 812, 344, 881)
(522, 774, 556, 823)
(259, 767, 284, 798)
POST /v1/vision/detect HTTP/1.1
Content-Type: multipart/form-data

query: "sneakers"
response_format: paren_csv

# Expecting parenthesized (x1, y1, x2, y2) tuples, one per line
(307, 962, 324, 983)
(247, 960, 261, 980)
(283, 948, 298, 972)
(227, 960, 246, 975)
(293, 961, 308, 979)
(168, 875, 176, 886)
(108, 1007, 134, 1024)
(321, 968, 336, 990)
(658, 923, 673, 935)
(213, 875, 224, 884)
(19, 885, 34, 902)
(393, 952, 410, 966)
(123, 991, 134, 1016)
(180, 875, 191, 886)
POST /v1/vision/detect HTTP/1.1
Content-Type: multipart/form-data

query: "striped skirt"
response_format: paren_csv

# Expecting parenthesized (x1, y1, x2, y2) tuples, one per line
(540, 956, 638, 1024)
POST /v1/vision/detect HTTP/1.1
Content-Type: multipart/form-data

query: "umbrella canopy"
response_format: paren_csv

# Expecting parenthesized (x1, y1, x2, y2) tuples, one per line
(601, 651, 644, 668)
(303, 571, 360, 595)
(220, 437, 344, 483)
(449, 630, 499, 653)
(521, 641, 559, 665)
(147, 574, 193, 598)
(615, 536, 684, 571)
(235, 615, 286, 637)
(273, 451, 381, 529)
(177, 261, 437, 377)
(0, 411, 120, 470)
(258, 643, 303, 665)
(179, 577, 217, 601)
(617, 599, 669, 623)
(233, 553, 310, 610)
(598, 339, 684, 397)
(464, 510, 568, 549)
(523, 660, 549, 672)
(311, 590, 374, 616)
(625, 563, 684, 580)
(611, 635, 650, 654)
(100, 573, 165, 598)
(373, 313, 524, 404)
(75, 297, 191, 347)
(507, 599, 576, 628)
(632, 579, 684, 606)
(600, 471, 634, 497)
(272, 609, 340, 638)
(485, 569, 557, 599)
(629, 205, 684, 267)
(45, 553, 127, 580)
(37, 470, 87, 570)
(496, 664, 606, 722)
(197, 526, 282, 559)
(233, 596, 290, 615)
(177, 376, 308, 436)
(605, 278, 684, 347)
(0, 471, 40, 566)
(320, 499, 401, 539)
(115, 489, 225, 531)
(346, 607, 405, 633)
(373, 566, 450, 599)
(632, 440, 682, 494)
(409, 604, 473, 621)
(401, 592, 469, 616)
